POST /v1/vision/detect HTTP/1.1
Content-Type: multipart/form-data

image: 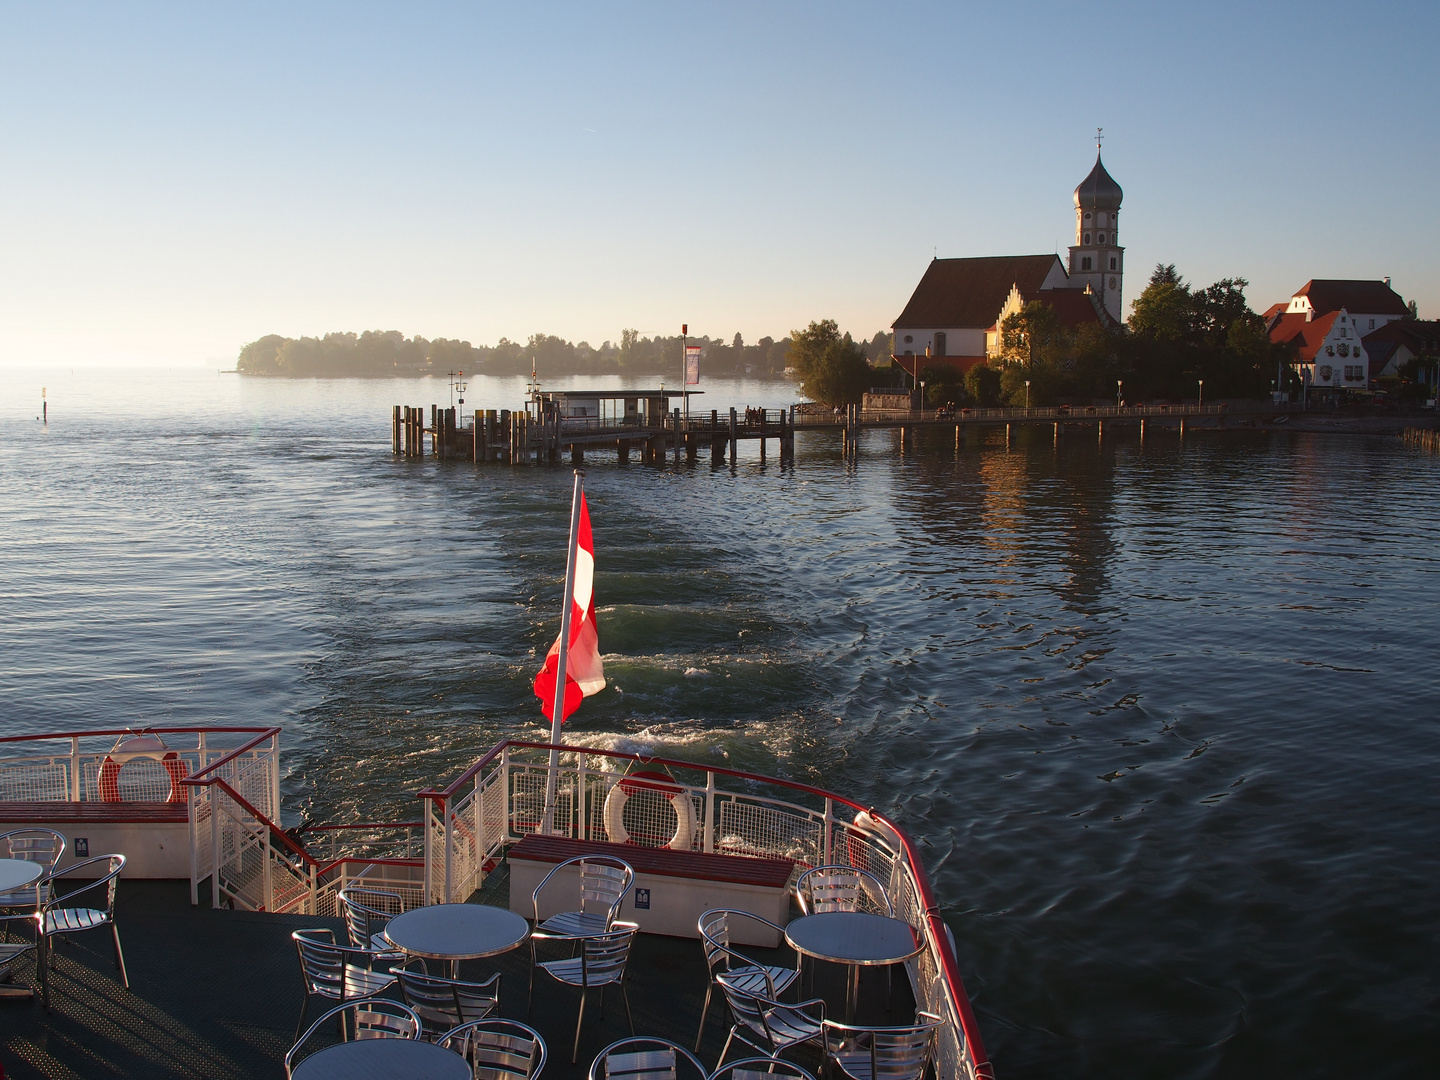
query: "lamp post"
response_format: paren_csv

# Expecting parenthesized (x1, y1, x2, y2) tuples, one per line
(1198, 379, 1204, 408)
(919, 380, 926, 415)
(1116, 379, 1123, 408)
(1025, 379, 1031, 410)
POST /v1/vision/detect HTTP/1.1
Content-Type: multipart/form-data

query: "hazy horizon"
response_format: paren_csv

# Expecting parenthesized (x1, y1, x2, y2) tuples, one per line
(2, 2, 1436, 369)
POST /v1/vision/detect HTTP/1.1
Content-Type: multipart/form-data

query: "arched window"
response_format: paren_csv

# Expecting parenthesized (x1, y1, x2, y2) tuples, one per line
(1109, 256, 1117, 270)
(1084, 233, 1091, 244)
(1098, 233, 1106, 244)
(1082, 256, 1093, 270)
(934, 332, 947, 357)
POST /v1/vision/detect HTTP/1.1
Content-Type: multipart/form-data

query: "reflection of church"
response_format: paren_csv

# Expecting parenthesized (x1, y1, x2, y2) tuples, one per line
(892, 144, 1124, 378)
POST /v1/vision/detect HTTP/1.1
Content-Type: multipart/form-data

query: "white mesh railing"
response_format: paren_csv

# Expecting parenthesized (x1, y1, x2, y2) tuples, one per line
(419, 740, 987, 1079)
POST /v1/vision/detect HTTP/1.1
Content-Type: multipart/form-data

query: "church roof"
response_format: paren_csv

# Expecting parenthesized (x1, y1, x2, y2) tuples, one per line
(893, 255, 1064, 329)
(1073, 152, 1123, 211)
(1037, 288, 1103, 329)
(1293, 279, 1408, 317)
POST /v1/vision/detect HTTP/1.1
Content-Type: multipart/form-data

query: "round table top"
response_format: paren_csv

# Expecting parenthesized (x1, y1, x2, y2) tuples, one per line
(785, 911, 922, 967)
(382, 903, 530, 961)
(291, 1037, 471, 1080)
(0, 859, 43, 894)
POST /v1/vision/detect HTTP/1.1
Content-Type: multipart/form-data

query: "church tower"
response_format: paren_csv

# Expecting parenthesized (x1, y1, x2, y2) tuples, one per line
(1068, 136, 1124, 323)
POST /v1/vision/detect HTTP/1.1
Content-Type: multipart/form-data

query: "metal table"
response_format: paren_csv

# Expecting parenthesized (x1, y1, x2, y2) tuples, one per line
(290, 1037, 471, 1080)
(785, 911, 922, 1023)
(383, 903, 529, 977)
(0, 859, 43, 894)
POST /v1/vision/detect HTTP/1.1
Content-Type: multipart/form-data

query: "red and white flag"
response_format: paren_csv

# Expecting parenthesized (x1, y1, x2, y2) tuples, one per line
(533, 493, 605, 722)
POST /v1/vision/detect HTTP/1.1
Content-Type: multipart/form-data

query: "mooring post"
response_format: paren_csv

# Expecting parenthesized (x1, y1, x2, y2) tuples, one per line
(1054, 421, 1060, 444)
(473, 410, 481, 462)
(1140, 418, 1147, 444)
(729, 407, 738, 464)
(1006, 423, 1011, 449)
(392, 406, 401, 455)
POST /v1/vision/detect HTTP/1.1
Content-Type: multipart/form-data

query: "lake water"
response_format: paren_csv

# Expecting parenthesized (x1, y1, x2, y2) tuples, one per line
(2, 367, 1437, 1078)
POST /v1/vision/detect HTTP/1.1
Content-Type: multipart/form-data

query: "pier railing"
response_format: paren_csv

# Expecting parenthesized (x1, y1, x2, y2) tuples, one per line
(420, 739, 991, 1080)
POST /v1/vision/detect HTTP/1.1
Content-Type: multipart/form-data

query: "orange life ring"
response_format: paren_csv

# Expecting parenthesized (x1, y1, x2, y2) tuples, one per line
(97, 739, 190, 804)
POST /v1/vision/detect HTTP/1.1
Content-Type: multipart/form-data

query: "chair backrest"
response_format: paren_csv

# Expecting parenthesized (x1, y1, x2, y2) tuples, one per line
(286, 1000, 422, 1077)
(393, 958, 500, 1033)
(709, 1058, 818, 1080)
(587, 1038, 706, 1080)
(578, 923, 638, 986)
(796, 865, 893, 916)
(45, 854, 125, 918)
(716, 981, 771, 1046)
(439, 1018, 547, 1080)
(534, 855, 634, 928)
(338, 885, 403, 949)
(0, 829, 66, 873)
(822, 1012, 942, 1080)
(698, 909, 786, 995)
(292, 929, 379, 1001)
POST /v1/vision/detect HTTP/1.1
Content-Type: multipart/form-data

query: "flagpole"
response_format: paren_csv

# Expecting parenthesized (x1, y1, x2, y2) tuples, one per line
(541, 470, 585, 834)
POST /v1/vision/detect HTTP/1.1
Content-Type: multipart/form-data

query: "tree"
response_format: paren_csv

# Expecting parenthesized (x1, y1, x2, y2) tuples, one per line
(996, 301, 1068, 405)
(965, 362, 1002, 406)
(789, 320, 872, 406)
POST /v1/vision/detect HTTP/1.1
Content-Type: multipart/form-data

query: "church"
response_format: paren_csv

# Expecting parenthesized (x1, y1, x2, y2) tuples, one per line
(892, 147, 1124, 378)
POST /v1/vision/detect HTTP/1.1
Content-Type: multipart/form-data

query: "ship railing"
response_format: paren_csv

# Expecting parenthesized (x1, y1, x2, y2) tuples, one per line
(419, 739, 991, 1080)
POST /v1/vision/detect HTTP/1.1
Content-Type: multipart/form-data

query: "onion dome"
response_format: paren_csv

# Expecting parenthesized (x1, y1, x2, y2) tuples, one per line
(1073, 152, 1123, 211)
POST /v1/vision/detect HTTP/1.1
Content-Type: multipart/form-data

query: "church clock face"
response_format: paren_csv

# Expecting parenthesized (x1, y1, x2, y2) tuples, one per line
(1109, 276, 1117, 289)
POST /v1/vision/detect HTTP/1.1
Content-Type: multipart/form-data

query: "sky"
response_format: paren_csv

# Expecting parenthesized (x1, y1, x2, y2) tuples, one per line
(1, 1, 1436, 367)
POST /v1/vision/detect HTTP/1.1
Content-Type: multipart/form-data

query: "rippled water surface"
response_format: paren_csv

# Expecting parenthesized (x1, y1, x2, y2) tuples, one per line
(3, 368, 1438, 1077)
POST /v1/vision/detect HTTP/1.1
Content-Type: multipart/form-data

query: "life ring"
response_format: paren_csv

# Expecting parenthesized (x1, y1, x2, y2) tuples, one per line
(846, 809, 902, 867)
(602, 770, 696, 850)
(97, 736, 190, 804)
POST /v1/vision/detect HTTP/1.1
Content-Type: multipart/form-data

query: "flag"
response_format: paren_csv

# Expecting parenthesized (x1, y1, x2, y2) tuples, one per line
(533, 492, 605, 721)
(685, 344, 701, 385)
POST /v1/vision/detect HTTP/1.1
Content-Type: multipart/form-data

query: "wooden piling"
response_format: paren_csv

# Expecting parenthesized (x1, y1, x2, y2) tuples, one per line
(392, 406, 401, 454)
(729, 408, 738, 464)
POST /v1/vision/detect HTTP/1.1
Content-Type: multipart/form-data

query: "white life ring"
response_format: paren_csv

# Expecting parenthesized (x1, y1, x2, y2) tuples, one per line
(603, 771, 696, 850)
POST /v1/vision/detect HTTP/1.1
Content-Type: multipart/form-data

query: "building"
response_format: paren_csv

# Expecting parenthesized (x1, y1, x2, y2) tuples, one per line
(891, 147, 1122, 380)
(1362, 319, 1440, 386)
(1266, 278, 1412, 393)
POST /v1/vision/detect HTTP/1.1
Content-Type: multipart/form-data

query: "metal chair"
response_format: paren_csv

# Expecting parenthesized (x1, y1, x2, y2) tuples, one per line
(291, 928, 399, 1040)
(708, 1058, 819, 1080)
(338, 884, 407, 958)
(587, 1037, 707, 1080)
(392, 956, 502, 1040)
(794, 865, 895, 1001)
(535, 922, 639, 1063)
(529, 855, 634, 1009)
(821, 1012, 943, 1080)
(795, 866, 893, 918)
(0, 938, 37, 1001)
(439, 1018, 547, 1080)
(0, 829, 65, 927)
(37, 853, 127, 1009)
(284, 999, 422, 1078)
(696, 908, 801, 1052)
(716, 983, 826, 1071)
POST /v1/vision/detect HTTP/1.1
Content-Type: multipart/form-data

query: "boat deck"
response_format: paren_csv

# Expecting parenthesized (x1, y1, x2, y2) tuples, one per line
(0, 861, 917, 1079)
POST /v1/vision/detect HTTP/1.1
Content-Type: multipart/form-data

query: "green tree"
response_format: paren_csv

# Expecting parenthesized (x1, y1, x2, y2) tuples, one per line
(789, 320, 872, 406)
(964, 362, 1002, 406)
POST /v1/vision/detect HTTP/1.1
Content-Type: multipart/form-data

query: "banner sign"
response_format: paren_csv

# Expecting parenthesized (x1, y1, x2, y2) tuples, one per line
(685, 345, 701, 385)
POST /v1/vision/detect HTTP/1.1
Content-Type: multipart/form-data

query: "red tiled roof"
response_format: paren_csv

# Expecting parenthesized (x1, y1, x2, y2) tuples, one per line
(894, 255, 1064, 329)
(1294, 279, 1408, 317)
(1036, 289, 1102, 328)
(1270, 310, 1341, 362)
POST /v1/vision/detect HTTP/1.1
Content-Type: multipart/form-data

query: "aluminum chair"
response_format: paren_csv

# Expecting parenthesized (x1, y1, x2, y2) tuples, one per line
(291, 928, 399, 1040)
(0, 938, 37, 1001)
(716, 983, 826, 1071)
(708, 1058, 819, 1080)
(586, 1037, 707, 1080)
(696, 909, 801, 1052)
(821, 1012, 943, 1080)
(529, 855, 634, 1008)
(284, 999, 422, 1078)
(535, 922, 639, 1063)
(795, 865, 895, 1002)
(37, 853, 127, 1010)
(0, 829, 66, 928)
(392, 956, 502, 1040)
(338, 884, 407, 958)
(439, 1018, 548, 1080)
(795, 866, 893, 917)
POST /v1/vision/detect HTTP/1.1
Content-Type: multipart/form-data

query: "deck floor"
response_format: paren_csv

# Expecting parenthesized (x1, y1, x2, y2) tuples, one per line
(0, 862, 916, 1079)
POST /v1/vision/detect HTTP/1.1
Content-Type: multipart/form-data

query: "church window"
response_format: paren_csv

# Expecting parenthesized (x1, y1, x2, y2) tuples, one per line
(1098, 233, 1106, 243)
(1084, 212, 1092, 221)
(1109, 256, 1117, 270)
(1084, 233, 1091, 244)
(1082, 257, 1093, 270)
(903, 335, 913, 344)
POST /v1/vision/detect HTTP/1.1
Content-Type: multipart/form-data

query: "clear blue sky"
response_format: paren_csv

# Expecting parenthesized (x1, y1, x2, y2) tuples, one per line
(2, 1, 1436, 366)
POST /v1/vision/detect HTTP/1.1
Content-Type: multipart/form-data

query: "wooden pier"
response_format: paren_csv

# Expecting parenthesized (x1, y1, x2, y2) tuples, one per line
(391, 400, 1312, 465)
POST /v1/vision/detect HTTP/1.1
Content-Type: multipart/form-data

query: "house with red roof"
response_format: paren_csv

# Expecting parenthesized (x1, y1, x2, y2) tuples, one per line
(891, 148, 1122, 381)
(1269, 308, 1369, 391)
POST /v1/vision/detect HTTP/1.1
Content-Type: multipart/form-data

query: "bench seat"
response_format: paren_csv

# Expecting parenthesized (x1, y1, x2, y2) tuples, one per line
(0, 801, 191, 878)
(507, 835, 797, 945)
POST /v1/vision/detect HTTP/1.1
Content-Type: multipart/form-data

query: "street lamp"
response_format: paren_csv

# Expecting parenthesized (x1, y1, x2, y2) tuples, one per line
(1116, 379, 1123, 407)
(1024, 379, 1031, 410)
(1198, 379, 1204, 408)
(919, 380, 926, 415)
